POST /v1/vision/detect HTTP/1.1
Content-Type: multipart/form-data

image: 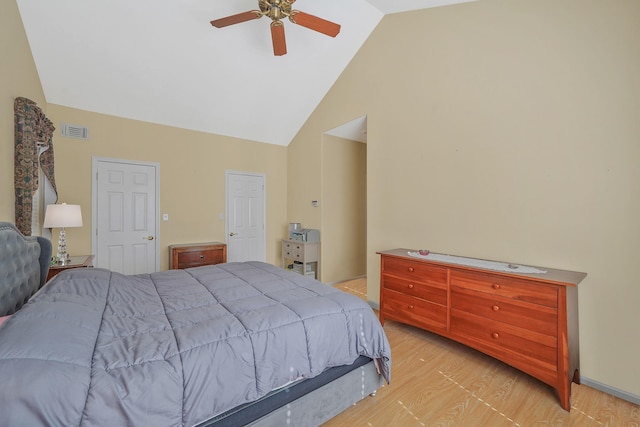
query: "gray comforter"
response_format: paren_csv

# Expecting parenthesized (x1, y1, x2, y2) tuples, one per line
(0, 262, 390, 426)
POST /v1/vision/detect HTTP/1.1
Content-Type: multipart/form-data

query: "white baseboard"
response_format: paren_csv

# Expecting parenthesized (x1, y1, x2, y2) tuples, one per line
(326, 275, 366, 287)
(580, 376, 640, 406)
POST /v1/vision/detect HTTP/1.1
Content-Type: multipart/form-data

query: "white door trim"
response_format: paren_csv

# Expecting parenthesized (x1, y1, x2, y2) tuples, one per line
(225, 170, 266, 262)
(92, 157, 161, 271)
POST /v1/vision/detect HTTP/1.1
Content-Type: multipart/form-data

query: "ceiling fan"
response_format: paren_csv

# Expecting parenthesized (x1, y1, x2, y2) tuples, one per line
(211, 0, 341, 56)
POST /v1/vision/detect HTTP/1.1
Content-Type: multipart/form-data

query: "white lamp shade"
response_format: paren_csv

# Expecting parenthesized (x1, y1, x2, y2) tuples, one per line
(43, 203, 83, 228)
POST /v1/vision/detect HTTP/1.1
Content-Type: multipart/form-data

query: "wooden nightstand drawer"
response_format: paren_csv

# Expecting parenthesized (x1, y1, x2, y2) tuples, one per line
(177, 249, 224, 268)
(169, 242, 226, 269)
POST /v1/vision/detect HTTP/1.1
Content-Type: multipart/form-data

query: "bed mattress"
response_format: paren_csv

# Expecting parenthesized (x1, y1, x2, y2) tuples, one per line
(0, 261, 390, 427)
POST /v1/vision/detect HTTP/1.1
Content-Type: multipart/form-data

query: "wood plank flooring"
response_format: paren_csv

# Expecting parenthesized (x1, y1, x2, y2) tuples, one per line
(326, 278, 640, 427)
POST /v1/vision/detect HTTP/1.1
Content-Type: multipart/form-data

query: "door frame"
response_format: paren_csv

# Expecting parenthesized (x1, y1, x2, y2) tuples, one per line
(225, 170, 267, 262)
(91, 156, 161, 271)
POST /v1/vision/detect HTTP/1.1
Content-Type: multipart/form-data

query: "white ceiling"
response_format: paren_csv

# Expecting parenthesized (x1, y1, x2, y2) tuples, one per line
(16, 0, 475, 146)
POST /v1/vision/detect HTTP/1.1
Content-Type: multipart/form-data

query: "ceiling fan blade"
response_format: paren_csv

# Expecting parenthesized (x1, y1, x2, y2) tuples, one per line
(271, 21, 287, 56)
(289, 11, 340, 37)
(210, 11, 261, 28)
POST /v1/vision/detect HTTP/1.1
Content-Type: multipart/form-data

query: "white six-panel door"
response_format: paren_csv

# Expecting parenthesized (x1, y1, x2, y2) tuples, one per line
(93, 158, 159, 274)
(226, 171, 266, 262)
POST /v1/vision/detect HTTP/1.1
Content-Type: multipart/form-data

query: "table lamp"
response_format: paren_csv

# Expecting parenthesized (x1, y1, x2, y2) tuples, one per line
(43, 203, 83, 265)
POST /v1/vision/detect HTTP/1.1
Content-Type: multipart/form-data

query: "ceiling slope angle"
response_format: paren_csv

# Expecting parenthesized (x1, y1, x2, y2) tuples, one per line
(325, 116, 368, 143)
(366, 0, 477, 15)
(16, 0, 476, 147)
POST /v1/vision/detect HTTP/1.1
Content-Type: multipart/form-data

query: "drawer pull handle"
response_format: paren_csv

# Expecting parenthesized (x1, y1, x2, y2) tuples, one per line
(408, 267, 414, 273)
(408, 305, 414, 310)
(200, 255, 204, 259)
(492, 283, 500, 290)
(408, 284, 414, 289)
(492, 305, 500, 312)
(491, 332, 500, 339)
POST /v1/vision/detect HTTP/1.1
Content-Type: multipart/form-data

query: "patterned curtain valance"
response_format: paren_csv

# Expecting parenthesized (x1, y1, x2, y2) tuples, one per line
(14, 97, 57, 236)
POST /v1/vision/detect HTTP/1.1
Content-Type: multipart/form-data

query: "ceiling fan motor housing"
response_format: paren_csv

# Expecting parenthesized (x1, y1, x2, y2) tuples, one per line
(260, 0, 293, 22)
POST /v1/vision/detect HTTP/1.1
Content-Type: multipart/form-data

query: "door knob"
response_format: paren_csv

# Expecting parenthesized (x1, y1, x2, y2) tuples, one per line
(229, 232, 238, 236)
(145, 236, 154, 240)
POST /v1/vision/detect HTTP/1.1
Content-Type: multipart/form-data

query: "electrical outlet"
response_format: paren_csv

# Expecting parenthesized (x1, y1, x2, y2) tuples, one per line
(162, 213, 169, 221)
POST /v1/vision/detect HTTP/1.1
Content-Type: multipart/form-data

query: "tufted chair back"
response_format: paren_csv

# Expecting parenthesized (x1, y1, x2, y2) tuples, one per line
(0, 222, 52, 316)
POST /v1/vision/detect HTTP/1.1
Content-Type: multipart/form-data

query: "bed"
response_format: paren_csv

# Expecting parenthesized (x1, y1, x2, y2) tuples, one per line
(0, 222, 391, 427)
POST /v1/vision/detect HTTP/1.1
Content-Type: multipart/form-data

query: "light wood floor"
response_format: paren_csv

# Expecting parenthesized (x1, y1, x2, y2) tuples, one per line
(325, 278, 640, 427)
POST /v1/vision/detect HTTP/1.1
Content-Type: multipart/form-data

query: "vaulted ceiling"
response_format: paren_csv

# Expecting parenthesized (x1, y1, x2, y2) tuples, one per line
(17, 0, 475, 146)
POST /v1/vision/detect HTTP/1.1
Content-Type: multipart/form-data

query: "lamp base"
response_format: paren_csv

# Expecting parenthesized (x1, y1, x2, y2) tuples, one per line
(56, 227, 69, 265)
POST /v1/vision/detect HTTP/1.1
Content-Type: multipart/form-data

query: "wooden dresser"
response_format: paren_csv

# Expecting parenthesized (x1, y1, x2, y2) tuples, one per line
(169, 242, 226, 269)
(378, 248, 586, 411)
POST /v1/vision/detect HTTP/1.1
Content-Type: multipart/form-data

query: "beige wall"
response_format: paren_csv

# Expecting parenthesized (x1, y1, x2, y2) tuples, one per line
(0, 0, 46, 221)
(321, 135, 367, 282)
(289, 0, 640, 400)
(45, 104, 288, 270)
(287, 123, 323, 230)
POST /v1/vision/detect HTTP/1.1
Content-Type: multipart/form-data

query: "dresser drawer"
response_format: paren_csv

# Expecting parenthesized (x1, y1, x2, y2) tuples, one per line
(169, 242, 227, 269)
(283, 241, 304, 252)
(383, 275, 447, 306)
(450, 270, 558, 308)
(382, 257, 448, 285)
(177, 249, 224, 268)
(451, 309, 557, 366)
(383, 289, 447, 331)
(451, 287, 557, 336)
(283, 248, 303, 260)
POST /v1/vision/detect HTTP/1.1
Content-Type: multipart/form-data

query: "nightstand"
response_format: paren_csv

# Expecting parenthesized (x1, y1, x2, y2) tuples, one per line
(281, 239, 320, 280)
(46, 255, 94, 281)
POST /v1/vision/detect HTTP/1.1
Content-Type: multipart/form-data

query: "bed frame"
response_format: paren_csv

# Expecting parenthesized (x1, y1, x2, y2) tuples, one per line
(202, 355, 383, 426)
(0, 221, 383, 426)
(0, 222, 51, 317)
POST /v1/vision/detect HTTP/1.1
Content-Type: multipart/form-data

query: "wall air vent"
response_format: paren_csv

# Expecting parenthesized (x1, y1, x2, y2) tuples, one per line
(61, 123, 89, 140)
